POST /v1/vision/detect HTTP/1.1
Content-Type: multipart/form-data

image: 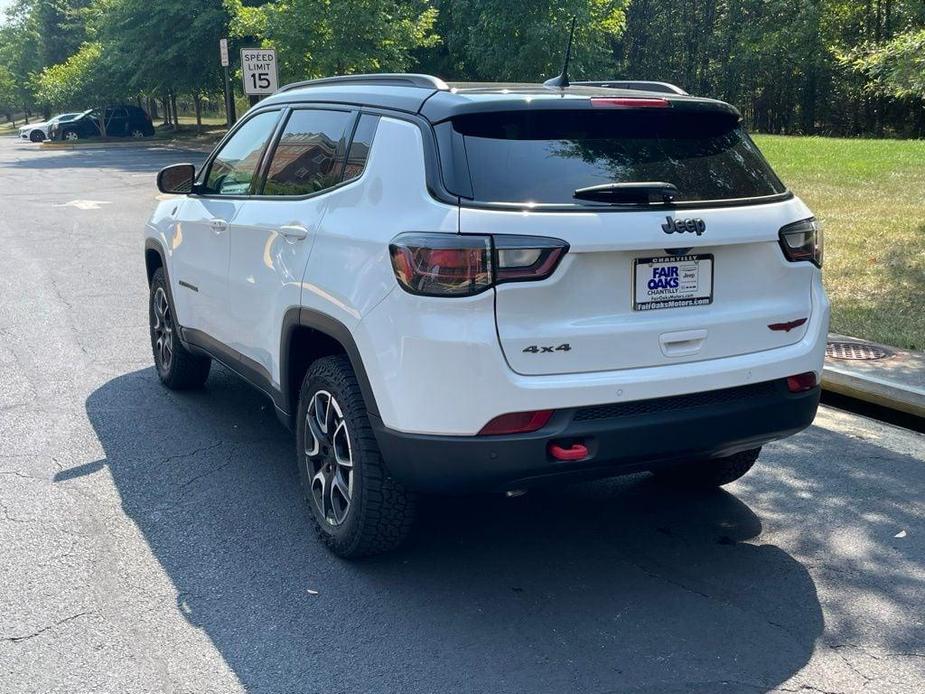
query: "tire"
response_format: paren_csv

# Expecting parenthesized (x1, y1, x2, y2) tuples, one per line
(296, 355, 415, 558)
(131, 128, 144, 138)
(652, 447, 761, 488)
(63, 130, 78, 142)
(149, 267, 211, 390)
(29, 130, 44, 142)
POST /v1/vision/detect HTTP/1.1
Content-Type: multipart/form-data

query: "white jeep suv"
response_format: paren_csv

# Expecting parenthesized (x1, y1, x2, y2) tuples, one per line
(145, 74, 828, 557)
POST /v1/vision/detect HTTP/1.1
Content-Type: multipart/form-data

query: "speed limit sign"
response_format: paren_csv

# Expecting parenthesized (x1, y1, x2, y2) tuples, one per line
(241, 47, 279, 95)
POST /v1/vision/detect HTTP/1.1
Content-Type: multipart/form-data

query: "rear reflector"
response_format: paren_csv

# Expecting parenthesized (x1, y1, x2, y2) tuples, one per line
(478, 410, 553, 436)
(787, 372, 818, 393)
(590, 97, 670, 109)
(768, 318, 808, 333)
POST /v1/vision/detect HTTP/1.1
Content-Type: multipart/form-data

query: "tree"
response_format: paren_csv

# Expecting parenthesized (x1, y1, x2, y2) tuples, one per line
(0, 65, 18, 123)
(0, 5, 44, 121)
(847, 29, 925, 99)
(230, 0, 440, 82)
(35, 42, 126, 137)
(427, 0, 627, 82)
(99, 0, 230, 127)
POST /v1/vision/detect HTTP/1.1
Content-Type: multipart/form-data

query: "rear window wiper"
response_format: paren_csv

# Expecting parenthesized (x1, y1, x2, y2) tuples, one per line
(573, 182, 679, 205)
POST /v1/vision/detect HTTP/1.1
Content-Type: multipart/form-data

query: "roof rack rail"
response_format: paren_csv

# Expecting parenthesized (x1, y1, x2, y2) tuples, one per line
(573, 80, 688, 96)
(276, 73, 449, 94)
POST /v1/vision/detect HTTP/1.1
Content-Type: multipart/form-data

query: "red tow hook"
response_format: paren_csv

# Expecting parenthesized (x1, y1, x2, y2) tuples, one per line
(549, 442, 589, 461)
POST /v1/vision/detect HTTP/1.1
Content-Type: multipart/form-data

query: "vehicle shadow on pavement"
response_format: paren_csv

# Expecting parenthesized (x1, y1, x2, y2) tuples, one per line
(78, 366, 825, 693)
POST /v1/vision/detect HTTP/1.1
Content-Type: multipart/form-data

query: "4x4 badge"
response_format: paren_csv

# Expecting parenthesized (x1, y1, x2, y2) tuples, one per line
(662, 217, 706, 236)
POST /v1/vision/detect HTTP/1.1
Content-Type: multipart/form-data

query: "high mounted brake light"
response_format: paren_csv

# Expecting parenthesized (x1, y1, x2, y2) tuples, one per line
(590, 97, 670, 109)
(389, 234, 569, 297)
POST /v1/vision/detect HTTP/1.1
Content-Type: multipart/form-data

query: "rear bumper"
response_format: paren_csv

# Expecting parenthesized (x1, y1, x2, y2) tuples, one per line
(373, 379, 820, 493)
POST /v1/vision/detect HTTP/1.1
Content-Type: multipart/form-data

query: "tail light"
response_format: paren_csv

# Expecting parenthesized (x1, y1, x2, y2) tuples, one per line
(479, 410, 554, 436)
(779, 218, 823, 268)
(787, 372, 818, 393)
(389, 233, 568, 297)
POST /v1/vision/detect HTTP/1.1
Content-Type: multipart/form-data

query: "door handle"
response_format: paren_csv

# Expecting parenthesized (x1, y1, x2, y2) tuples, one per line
(209, 218, 228, 234)
(279, 224, 309, 242)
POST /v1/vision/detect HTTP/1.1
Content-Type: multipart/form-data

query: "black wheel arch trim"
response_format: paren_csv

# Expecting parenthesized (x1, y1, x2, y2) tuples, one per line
(144, 239, 181, 339)
(280, 307, 380, 420)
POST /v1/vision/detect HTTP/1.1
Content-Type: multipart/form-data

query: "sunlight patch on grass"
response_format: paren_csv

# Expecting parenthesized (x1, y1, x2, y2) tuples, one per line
(754, 135, 925, 350)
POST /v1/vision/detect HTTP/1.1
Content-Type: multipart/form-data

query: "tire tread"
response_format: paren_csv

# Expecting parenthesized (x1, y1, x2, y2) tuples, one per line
(298, 355, 414, 557)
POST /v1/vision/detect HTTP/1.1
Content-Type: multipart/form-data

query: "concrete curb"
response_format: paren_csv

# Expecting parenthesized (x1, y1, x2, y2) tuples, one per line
(822, 335, 925, 419)
(39, 140, 164, 150)
(38, 138, 220, 152)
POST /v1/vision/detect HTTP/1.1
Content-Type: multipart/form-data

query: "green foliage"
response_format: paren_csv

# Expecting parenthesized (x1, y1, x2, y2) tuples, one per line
(230, 0, 440, 81)
(0, 0, 923, 135)
(34, 41, 123, 111)
(618, 0, 925, 136)
(99, 0, 230, 96)
(844, 29, 925, 99)
(0, 65, 18, 117)
(435, 0, 626, 81)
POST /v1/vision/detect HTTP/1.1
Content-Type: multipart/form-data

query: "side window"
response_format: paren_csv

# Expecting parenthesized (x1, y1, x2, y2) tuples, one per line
(205, 110, 280, 196)
(262, 109, 352, 197)
(342, 114, 379, 182)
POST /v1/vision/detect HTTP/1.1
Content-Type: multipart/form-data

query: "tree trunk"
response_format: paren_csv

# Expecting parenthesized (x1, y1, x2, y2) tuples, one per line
(98, 107, 108, 139)
(149, 97, 158, 121)
(194, 94, 202, 132)
(170, 92, 179, 130)
(161, 97, 170, 126)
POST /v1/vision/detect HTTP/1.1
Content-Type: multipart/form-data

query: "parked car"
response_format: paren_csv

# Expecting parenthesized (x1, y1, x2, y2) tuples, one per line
(50, 105, 155, 141)
(145, 74, 828, 557)
(18, 113, 82, 142)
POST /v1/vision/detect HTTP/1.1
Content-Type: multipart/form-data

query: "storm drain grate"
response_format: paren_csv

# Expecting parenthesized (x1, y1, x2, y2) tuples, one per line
(826, 341, 892, 361)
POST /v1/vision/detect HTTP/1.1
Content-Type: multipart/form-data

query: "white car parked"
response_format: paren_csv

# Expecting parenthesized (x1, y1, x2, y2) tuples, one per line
(145, 74, 829, 557)
(18, 113, 81, 142)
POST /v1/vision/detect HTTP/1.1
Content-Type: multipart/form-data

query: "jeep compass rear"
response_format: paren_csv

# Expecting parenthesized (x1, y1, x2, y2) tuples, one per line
(146, 75, 828, 557)
(366, 86, 827, 505)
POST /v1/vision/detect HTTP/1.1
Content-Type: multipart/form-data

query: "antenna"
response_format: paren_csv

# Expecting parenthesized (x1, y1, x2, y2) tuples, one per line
(543, 17, 577, 89)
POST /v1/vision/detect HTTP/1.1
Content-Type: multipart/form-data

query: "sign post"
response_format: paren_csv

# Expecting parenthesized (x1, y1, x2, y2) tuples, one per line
(241, 48, 279, 99)
(219, 38, 236, 126)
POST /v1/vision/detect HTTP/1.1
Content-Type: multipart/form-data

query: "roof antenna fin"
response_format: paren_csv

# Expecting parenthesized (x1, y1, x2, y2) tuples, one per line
(544, 17, 577, 89)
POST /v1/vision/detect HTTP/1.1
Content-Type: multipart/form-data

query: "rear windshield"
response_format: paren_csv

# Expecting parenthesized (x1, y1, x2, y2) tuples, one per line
(451, 109, 785, 205)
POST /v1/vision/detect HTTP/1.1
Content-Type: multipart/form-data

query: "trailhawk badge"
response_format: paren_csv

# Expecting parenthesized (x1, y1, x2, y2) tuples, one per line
(662, 217, 706, 236)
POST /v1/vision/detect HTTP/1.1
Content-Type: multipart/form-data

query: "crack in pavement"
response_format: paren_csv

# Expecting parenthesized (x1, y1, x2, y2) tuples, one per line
(1, 611, 92, 643)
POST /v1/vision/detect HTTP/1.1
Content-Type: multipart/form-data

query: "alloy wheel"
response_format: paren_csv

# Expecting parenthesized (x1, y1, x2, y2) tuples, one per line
(65, 131, 78, 141)
(305, 390, 354, 526)
(152, 287, 174, 372)
(131, 129, 144, 138)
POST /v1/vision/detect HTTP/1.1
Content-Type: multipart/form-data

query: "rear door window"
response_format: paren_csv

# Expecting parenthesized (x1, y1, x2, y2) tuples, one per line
(452, 109, 786, 205)
(261, 109, 353, 196)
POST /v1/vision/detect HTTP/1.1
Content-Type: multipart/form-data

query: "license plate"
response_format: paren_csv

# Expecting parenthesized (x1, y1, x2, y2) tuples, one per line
(633, 254, 714, 311)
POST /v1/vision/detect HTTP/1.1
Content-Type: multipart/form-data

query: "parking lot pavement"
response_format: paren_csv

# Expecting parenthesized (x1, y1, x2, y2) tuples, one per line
(0, 134, 922, 694)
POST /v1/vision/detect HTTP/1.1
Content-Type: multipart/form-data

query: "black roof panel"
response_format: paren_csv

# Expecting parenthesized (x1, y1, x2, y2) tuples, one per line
(259, 83, 438, 114)
(264, 75, 740, 122)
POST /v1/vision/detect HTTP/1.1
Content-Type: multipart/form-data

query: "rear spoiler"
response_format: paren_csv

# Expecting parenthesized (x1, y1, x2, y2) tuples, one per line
(572, 80, 688, 96)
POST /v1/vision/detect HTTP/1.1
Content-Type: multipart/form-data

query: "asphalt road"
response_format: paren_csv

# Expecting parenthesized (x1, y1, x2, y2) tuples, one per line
(0, 135, 923, 694)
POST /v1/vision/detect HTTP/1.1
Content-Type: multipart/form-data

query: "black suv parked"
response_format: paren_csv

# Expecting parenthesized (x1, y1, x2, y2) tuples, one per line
(50, 105, 155, 141)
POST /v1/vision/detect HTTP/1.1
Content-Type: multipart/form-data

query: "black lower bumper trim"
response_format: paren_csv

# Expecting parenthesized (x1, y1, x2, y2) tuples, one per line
(371, 379, 820, 493)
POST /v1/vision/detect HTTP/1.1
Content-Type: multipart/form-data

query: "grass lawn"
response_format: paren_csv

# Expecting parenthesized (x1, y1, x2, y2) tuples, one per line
(754, 135, 925, 350)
